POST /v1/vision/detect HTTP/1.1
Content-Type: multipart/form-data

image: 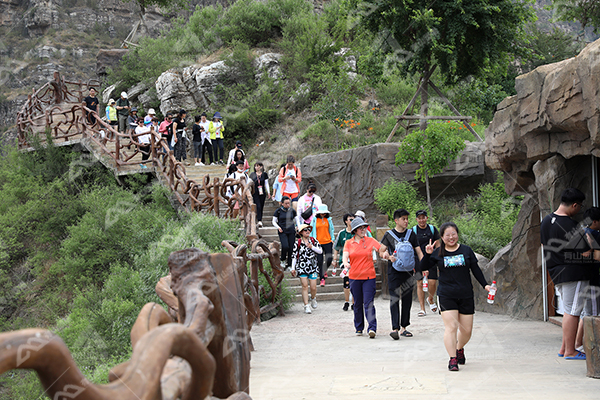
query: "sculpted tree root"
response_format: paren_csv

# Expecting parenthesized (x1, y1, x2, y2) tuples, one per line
(0, 248, 256, 400)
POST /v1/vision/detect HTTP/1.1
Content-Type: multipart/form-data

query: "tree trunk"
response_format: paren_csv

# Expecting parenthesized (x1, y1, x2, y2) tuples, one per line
(425, 171, 433, 217)
(419, 65, 430, 132)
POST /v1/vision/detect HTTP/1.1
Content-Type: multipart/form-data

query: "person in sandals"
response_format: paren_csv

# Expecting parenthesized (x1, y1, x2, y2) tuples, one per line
(412, 210, 440, 316)
(290, 223, 322, 314)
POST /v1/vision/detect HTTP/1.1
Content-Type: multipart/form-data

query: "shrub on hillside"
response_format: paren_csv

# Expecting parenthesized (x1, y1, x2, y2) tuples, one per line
(374, 179, 428, 225)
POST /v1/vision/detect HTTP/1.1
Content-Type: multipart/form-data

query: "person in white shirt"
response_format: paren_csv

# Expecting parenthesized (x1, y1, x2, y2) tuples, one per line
(135, 118, 152, 169)
(227, 140, 245, 165)
(296, 182, 322, 226)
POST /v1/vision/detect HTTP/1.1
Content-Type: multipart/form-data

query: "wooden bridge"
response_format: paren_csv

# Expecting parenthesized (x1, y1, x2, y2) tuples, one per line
(17, 72, 285, 318)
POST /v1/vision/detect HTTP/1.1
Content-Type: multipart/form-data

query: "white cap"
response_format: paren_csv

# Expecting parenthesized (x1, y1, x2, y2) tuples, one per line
(355, 210, 366, 219)
(121, 91, 128, 98)
(108, 98, 115, 104)
(148, 108, 155, 115)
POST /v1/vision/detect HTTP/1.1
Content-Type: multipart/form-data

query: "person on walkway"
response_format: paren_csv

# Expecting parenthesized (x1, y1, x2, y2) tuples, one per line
(291, 223, 323, 314)
(227, 140, 245, 166)
(159, 113, 173, 151)
(272, 163, 285, 203)
(380, 209, 424, 340)
(342, 217, 390, 338)
(127, 108, 138, 135)
(355, 210, 373, 236)
(421, 222, 492, 371)
(333, 213, 355, 311)
(198, 113, 212, 164)
(296, 182, 322, 226)
(273, 196, 297, 270)
(231, 149, 249, 172)
(412, 210, 441, 316)
(541, 188, 595, 361)
(144, 108, 156, 125)
(209, 112, 225, 164)
(172, 109, 187, 162)
(135, 118, 151, 169)
(249, 162, 271, 228)
(105, 99, 118, 128)
(116, 92, 130, 133)
(192, 115, 205, 166)
(83, 87, 99, 126)
(310, 204, 334, 287)
(278, 155, 301, 211)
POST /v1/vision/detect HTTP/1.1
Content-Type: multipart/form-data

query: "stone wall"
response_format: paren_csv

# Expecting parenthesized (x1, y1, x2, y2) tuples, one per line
(300, 141, 487, 221)
(484, 38, 600, 319)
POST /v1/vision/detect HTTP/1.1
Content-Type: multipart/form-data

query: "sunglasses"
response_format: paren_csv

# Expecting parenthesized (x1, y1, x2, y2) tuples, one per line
(309, 190, 316, 194)
(302, 228, 311, 232)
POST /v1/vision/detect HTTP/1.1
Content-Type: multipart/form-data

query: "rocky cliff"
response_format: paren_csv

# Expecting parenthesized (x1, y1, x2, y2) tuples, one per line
(484, 38, 600, 319)
(300, 141, 488, 220)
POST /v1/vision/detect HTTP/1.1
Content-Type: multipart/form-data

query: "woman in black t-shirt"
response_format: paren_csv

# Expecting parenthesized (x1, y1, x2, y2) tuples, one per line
(272, 196, 297, 270)
(422, 222, 492, 372)
(172, 109, 187, 162)
(249, 162, 271, 227)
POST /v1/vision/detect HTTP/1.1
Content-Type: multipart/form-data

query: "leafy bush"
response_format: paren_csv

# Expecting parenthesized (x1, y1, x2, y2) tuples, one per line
(376, 75, 418, 107)
(374, 179, 428, 224)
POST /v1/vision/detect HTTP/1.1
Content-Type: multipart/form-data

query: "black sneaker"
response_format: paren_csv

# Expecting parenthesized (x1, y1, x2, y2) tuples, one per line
(448, 357, 459, 371)
(343, 302, 349, 311)
(456, 348, 466, 365)
(389, 330, 400, 340)
(351, 304, 354, 310)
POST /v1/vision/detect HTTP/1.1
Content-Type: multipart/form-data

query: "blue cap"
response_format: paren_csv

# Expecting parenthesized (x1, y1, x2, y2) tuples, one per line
(213, 111, 222, 119)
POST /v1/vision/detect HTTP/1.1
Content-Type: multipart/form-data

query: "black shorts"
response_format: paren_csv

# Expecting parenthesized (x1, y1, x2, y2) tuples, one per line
(343, 276, 350, 289)
(438, 296, 475, 315)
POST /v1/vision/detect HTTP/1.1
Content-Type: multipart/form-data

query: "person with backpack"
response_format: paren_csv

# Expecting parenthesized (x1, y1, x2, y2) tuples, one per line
(380, 209, 424, 340)
(342, 217, 391, 338)
(297, 183, 322, 226)
(310, 204, 335, 287)
(172, 109, 187, 162)
(272, 196, 297, 270)
(332, 213, 356, 311)
(159, 113, 173, 151)
(209, 111, 225, 164)
(277, 155, 301, 211)
(290, 223, 323, 314)
(412, 210, 441, 317)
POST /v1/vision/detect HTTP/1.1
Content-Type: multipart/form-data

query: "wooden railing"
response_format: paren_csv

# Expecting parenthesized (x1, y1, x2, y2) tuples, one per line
(16, 72, 284, 318)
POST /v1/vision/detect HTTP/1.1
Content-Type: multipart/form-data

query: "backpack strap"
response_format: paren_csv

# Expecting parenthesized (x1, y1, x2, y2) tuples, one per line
(428, 224, 434, 235)
(412, 226, 417, 234)
(404, 229, 412, 241)
(387, 229, 401, 243)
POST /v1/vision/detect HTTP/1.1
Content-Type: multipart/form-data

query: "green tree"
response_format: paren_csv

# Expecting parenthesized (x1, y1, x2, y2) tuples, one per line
(357, 0, 535, 135)
(395, 122, 466, 215)
(551, 0, 600, 33)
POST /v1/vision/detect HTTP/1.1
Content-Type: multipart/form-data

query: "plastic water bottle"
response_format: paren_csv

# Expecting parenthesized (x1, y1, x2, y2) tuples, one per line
(487, 281, 497, 304)
(332, 266, 337, 276)
(422, 275, 429, 292)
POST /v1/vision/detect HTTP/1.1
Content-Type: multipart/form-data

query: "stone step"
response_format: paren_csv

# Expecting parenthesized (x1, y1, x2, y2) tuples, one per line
(292, 290, 382, 303)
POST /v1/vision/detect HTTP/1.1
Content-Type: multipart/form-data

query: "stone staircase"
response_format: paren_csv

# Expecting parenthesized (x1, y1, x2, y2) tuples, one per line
(253, 200, 383, 302)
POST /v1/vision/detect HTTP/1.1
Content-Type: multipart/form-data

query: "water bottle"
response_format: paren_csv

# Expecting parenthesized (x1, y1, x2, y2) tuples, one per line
(422, 275, 429, 292)
(487, 281, 497, 304)
(332, 266, 337, 276)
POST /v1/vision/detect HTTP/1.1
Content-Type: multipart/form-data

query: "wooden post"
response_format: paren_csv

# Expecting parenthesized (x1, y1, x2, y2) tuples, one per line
(428, 81, 483, 141)
(583, 316, 600, 378)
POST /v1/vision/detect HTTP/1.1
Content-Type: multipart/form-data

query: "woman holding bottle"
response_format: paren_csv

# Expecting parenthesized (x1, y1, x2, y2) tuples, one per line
(421, 222, 492, 371)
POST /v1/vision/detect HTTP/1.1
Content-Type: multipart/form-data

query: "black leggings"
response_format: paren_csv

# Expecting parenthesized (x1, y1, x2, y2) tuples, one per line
(316, 242, 333, 280)
(201, 141, 213, 164)
(213, 138, 224, 162)
(253, 193, 267, 222)
(278, 231, 295, 264)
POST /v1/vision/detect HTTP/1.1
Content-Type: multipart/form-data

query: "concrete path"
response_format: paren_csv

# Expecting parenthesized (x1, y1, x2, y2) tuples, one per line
(249, 298, 599, 399)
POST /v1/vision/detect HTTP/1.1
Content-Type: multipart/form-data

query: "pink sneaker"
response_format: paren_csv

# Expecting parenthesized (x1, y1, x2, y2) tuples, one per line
(320, 279, 325, 287)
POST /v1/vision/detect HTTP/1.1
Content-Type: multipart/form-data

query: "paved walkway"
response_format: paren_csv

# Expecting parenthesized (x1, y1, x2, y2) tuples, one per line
(249, 298, 599, 399)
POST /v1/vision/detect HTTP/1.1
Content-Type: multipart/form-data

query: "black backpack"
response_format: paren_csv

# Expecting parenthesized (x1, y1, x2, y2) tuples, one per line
(165, 121, 174, 144)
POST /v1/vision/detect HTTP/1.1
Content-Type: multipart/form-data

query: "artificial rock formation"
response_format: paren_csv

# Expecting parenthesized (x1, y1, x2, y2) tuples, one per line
(484, 38, 600, 318)
(301, 141, 487, 221)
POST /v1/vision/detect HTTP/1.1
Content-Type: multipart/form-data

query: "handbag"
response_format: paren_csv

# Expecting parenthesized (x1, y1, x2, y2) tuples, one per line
(301, 198, 314, 220)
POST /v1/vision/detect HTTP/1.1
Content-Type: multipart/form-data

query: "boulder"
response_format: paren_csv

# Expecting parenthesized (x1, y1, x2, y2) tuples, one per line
(484, 38, 600, 318)
(253, 53, 283, 82)
(155, 70, 199, 115)
(96, 49, 129, 76)
(300, 141, 487, 220)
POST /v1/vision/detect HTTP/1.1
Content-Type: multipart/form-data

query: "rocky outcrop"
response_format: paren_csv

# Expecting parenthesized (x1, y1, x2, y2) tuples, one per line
(155, 54, 284, 114)
(484, 38, 600, 319)
(300, 141, 487, 221)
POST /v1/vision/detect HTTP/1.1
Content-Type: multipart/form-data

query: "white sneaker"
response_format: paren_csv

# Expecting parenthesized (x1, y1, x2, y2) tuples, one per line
(304, 304, 312, 314)
(311, 297, 318, 309)
(195, 162, 201, 166)
(257, 221, 263, 228)
(210, 162, 216, 165)
(198, 162, 205, 166)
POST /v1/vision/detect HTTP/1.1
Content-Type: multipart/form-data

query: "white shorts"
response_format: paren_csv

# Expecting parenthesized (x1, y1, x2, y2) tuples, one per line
(557, 281, 596, 317)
